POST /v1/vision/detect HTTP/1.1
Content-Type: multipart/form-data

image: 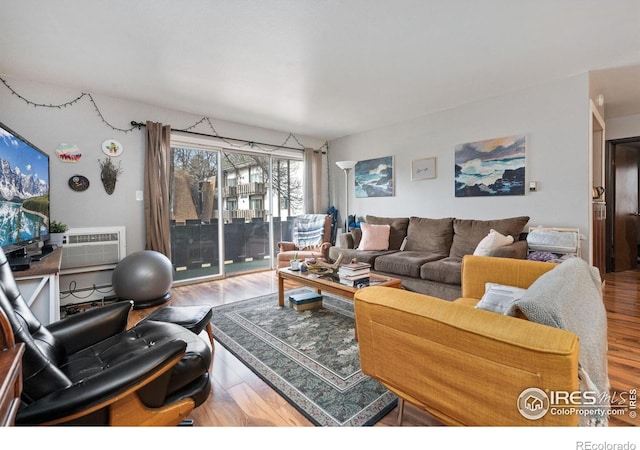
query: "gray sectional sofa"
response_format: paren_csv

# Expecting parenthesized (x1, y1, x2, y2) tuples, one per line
(328, 215, 530, 300)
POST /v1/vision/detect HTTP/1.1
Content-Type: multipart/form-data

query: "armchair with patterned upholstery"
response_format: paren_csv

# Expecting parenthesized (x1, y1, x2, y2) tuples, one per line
(277, 214, 333, 269)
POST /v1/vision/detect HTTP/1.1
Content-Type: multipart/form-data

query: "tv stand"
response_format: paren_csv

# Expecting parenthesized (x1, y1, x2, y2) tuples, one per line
(13, 247, 62, 325)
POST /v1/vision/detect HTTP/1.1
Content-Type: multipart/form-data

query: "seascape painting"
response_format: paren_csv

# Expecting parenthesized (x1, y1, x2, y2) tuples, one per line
(355, 156, 394, 198)
(454, 135, 525, 197)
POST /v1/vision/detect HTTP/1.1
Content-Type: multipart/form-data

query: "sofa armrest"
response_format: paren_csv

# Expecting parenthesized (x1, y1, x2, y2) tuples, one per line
(354, 286, 579, 426)
(16, 339, 187, 425)
(487, 239, 528, 259)
(277, 241, 298, 252)
(338, 233, 354, 249)
(47, 301, 132, 354)
(318, 242, 332, 260)
(460, 255, 557, 300)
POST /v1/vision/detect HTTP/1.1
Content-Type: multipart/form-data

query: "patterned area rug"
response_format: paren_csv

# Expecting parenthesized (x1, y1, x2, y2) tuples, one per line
(210, 288, 397, 426)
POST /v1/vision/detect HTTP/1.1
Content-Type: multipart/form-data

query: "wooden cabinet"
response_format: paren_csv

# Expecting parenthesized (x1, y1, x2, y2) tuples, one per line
(0, 343, 24, 426)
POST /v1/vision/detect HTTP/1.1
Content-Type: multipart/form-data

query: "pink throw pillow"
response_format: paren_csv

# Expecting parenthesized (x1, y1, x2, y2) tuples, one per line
(357, 223, 391, 251)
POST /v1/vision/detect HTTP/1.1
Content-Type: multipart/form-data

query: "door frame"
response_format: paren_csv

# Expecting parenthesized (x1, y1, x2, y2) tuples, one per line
(605, 135, 640, 272)
(590, 101, 605, 270)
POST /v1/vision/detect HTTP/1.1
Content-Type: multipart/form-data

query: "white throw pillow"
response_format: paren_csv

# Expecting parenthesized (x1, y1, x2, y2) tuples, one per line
(475, 282, 527, 316)
(473, 229, 514, 256)
(357, 223, 391, 251)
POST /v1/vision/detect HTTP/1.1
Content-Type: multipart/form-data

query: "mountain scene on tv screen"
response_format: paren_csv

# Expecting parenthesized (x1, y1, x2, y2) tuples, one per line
(0, 159, 48, 200)
(0, 158, 49, 246)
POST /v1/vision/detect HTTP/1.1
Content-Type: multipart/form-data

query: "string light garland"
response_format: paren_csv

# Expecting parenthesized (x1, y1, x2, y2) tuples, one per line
(132, 118, 327, 154)
(0, 77, 328, 153)
(0, 77, 137, 133)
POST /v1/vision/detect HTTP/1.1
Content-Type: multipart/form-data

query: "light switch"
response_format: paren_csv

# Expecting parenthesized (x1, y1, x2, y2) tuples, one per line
(136, 190, 144, 201)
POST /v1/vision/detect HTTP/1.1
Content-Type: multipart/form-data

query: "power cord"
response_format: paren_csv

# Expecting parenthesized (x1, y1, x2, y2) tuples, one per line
(59, 280, 118, 317)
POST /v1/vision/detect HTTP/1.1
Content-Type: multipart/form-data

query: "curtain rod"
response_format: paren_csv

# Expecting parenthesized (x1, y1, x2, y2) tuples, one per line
(130, 121, 325, 153)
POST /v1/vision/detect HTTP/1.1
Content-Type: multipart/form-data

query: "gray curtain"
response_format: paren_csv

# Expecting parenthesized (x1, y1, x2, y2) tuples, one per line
(304, 148, 323, 213)
(144, 121, 172, 257)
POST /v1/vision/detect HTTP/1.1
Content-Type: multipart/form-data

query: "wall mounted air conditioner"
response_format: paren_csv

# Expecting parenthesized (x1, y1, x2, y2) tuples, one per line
(61, 226, 126, 274)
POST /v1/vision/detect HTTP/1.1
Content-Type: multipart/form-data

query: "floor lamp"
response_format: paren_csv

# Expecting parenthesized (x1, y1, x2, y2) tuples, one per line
(335, 160, 357, 232)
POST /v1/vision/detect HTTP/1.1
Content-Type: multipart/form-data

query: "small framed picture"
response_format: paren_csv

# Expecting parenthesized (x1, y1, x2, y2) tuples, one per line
(411, 157, 436, 181)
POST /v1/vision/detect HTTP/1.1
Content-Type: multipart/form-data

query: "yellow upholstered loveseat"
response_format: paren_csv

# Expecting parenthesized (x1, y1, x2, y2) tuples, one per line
(354, 255, 580, 426)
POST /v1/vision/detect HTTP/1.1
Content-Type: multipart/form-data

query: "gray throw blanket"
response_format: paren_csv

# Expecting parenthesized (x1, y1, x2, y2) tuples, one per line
(510, 257, 610, 426)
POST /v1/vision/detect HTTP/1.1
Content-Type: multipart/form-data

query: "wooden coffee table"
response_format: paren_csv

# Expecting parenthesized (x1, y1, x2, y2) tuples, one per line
(277, 267, 402, 307)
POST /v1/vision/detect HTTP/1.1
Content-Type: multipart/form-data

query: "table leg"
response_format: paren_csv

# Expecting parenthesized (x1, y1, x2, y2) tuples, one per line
(278, 272, 285, 307)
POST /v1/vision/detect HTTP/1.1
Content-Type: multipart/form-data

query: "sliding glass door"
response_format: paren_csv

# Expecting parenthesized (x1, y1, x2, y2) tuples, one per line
(221, 152, 271, 274)
(170, 146, 221, 281)
(169, 137, 303, 282)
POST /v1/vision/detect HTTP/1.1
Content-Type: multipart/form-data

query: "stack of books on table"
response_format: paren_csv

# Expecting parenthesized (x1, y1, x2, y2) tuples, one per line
(338, 261, 371, 288)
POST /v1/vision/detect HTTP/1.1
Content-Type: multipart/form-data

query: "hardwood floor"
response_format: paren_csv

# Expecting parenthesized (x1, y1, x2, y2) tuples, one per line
(130, 268, 640, 427)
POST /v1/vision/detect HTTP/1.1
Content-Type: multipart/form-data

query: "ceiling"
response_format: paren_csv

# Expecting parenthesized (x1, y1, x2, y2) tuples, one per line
(1, 1, 639, 140)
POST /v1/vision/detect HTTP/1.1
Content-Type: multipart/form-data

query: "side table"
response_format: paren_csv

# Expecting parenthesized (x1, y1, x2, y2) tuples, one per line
(0, 343, 24, 426)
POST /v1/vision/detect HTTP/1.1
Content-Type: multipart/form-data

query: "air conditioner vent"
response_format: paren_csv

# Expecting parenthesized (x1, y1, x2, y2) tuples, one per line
(61, 226, 126, 272)
(65, 233, 120, 245)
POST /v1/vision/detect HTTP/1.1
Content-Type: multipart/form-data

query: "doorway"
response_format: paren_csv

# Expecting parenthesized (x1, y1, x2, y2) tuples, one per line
(606, 136, 640, 272)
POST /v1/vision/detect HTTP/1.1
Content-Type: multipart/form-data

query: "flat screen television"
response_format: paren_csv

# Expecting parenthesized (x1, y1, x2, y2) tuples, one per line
(0, 122, 50, 255)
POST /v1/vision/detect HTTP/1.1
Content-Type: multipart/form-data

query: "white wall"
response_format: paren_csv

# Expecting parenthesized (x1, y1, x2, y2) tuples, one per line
(0, 79, 326, 253)
(606, 113, 640, 140)
(329, 73, 592, 256)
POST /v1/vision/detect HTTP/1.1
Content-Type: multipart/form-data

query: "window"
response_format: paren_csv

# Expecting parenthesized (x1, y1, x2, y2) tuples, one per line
(250, 196, 263, 211)
(250, 167, 263, 183)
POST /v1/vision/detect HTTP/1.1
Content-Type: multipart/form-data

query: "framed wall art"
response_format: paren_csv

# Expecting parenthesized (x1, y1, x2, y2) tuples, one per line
(411, 157, 436, 181)
(355, 156, 394, 197)
(454, 134, 526, 197)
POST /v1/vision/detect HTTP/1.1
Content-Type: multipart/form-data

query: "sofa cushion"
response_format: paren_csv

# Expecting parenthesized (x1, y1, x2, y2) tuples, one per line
(375, 251, 444, 278)
(329, 246, 396, 266)
(404, 217, 454, 257)
(420, 257, 463, 285)
(358, 223, 390, 251)
(473, 229, 514, 256)
(449, 216, 529, 259)
(365, 215, 409, 250)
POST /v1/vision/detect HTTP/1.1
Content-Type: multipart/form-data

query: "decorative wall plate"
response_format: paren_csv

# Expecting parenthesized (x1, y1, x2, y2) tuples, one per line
(55, 143, 82, 163)
(102, 139, 123, 157)
(68, 175, 90, 192)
